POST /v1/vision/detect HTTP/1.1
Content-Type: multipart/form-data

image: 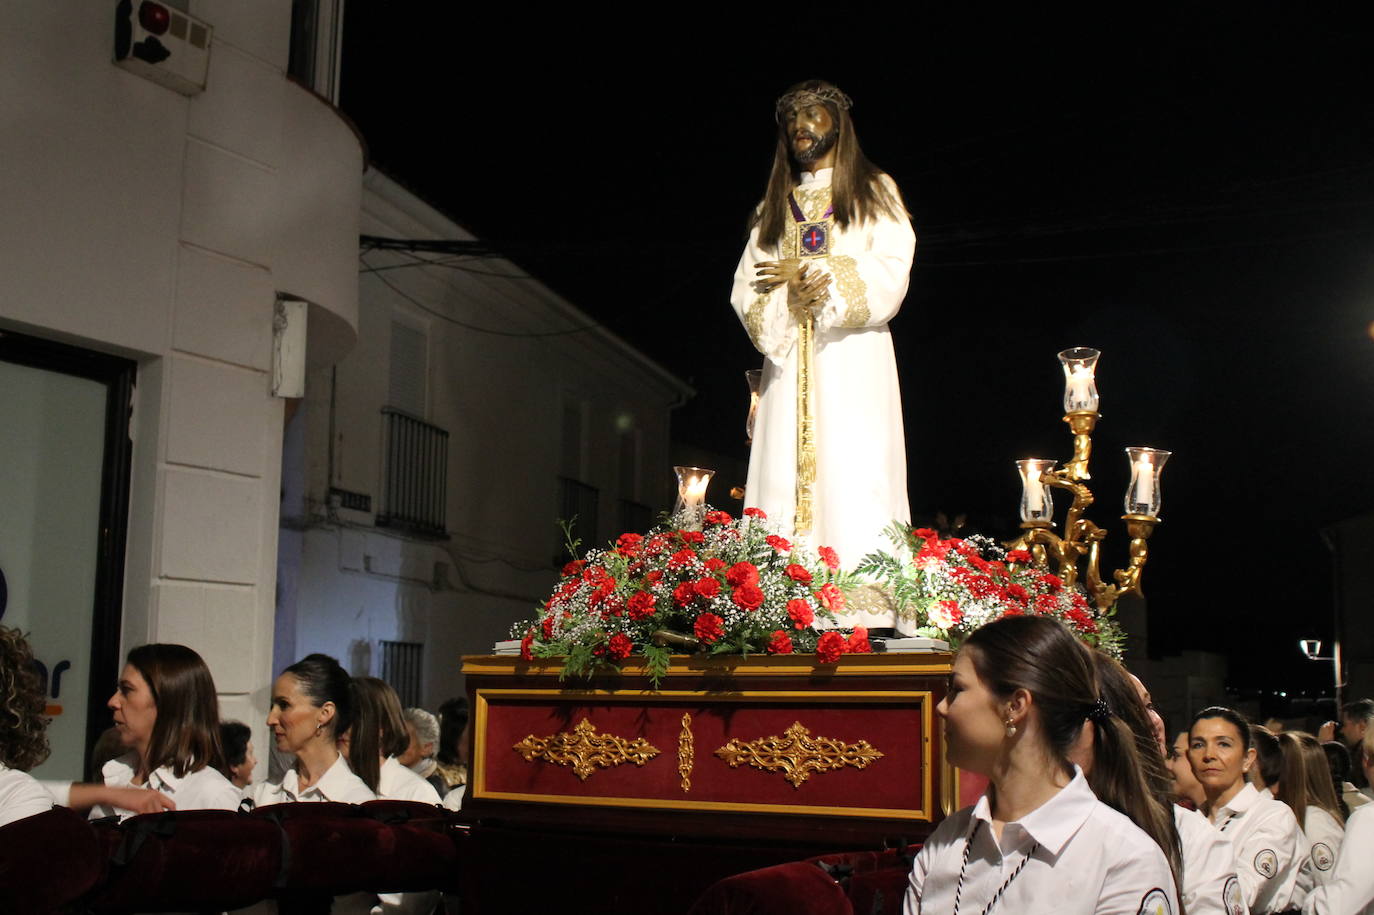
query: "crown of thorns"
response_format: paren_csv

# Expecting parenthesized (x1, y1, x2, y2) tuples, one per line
(775, 86, 853, 121)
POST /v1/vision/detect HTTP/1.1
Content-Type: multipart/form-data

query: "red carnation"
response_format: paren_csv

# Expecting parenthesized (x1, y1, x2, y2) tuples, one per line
(1006, 583, 1029, 603)
(541, 615, 557, 639)
(1006, 549, 1032, 564)
(766, 630, 794, 655)
(704, 509, 732, 526)
(743, 507, 768, 520)
(694, 612, 725, 644)
(818, 546, 841, 570)
(787, 598, 815, 630)
(673, 582, 697, 606)
(627, 591, 657, 620)
(913, 528, 938, 540)
(816, 630, 846, 664)
(520, 632, 535, 661)
(607, 632, 633, 661)
(694, 577, 721, 600)
(703, 557, 728, 572)
(731, 582, 765, 611)
(1041, 573, 1063, 592)
(766, 535, 792, 553)
(847, 626, 872, 654)
(726, 561, 760, 587)
(561, 559, 586, 577)
(817, 582, 846, 614)
(616, 533, 644, 556)
(588, 579, 616, 607)
(644, 570, 664, 585)
(1033, 593, 1059, 615)
(679, 530, 706, 545)
(785, 563, 813, 585)
(668, 548, 698, 569)
(968, 575, 998, 599)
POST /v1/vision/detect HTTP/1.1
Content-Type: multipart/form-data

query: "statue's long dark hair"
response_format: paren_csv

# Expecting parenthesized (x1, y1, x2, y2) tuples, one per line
(751, 80, 908, 247)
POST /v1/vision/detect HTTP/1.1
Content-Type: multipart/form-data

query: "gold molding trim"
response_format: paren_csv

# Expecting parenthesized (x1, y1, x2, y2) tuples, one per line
(715, 721, 883, 788)
(678, 712, 694, 793)
(461, 653, 953, 679)
(512, 718, 660, 781)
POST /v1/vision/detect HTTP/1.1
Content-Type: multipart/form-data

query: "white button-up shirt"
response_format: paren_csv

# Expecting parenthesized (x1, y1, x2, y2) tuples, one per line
(1208, 782, 1307, 914)
(1303, 803, 1374, 915)
(88, 751, 240, 820)
(245, 752, 374, 807)
(1174, 804, 1245, 915)
(905, 767, 1179, 914)
(377, 756, 441, 804)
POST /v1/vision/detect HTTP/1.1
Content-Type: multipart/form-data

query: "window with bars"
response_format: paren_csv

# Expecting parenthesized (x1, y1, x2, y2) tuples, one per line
(377, 408, 448, 538)
(379, 640, 423, 709)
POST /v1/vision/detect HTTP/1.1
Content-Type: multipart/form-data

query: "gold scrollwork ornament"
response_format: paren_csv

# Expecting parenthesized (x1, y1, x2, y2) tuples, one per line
(678, 712, 694, 793)
(512, 718, 660, 781)
(715, 721, 883, 788)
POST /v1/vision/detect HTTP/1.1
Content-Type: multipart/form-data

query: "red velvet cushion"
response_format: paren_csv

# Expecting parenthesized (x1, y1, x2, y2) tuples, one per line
(688, 861, 852, 915)
(808, 846, 919, 915)
(0, 807, 101, 913)
(83, 810, 281, 911)
(250, 801, 385, 893)
(359, 800, 462, 892)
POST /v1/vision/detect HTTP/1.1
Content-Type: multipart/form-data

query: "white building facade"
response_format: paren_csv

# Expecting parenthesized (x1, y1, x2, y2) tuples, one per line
(0, 1, 361, 780)
(276, 171, 692, 710)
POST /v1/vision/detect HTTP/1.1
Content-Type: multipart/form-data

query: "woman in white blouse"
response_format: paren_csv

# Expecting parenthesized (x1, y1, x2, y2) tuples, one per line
(0, 626, 56, 827)
(904, 616, 1178, 915)
(1079, 657, 1244, 915)
(346, 677, 440, 805)
(1189, 706, 1308, 913)
(45, 644, 240, 819)
(245, 654, 373, 808)
(1276, 731, 1345, 902)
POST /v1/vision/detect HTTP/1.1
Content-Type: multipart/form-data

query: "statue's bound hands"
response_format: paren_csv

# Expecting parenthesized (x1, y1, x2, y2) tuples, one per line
(754, 259, 830, 314)
(753, 258, 800, 293)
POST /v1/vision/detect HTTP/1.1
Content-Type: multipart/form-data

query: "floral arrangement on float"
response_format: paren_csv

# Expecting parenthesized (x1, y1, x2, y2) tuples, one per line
(512, 507, 873, 687)
(855, 524, 1125, 657)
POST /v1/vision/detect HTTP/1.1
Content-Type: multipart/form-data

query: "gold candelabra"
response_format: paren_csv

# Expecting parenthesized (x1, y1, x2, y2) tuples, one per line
(1008, 348, 1170, 612)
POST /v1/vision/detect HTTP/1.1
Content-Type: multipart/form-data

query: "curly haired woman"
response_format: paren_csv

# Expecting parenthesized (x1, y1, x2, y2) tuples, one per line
(0, 626, 57, 826)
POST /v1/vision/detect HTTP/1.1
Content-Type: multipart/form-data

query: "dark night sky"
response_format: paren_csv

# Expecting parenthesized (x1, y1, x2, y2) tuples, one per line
(338, 6, 1374, 691)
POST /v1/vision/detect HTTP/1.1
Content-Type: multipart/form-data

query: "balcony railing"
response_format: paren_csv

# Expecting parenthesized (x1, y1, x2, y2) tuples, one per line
(377, 408, 448, 539)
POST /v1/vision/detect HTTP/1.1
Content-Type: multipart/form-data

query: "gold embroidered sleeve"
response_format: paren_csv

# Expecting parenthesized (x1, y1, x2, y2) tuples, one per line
(745, 293, 769, 349)
(829, 255, 870, 327)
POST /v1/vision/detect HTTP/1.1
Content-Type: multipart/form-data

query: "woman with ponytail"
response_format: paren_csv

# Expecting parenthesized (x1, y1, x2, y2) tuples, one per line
(245, 654, 373, 807)
(904, 615, 1178, 914)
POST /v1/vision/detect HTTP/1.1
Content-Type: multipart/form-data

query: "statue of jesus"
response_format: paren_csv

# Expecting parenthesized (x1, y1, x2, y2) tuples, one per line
(731, 80, 915, 602)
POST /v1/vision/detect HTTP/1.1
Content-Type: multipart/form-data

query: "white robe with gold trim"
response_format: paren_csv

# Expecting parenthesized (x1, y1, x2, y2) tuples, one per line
(730, 167, 915, 626)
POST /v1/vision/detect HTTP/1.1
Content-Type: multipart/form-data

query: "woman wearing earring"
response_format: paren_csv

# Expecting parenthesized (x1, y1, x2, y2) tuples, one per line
(245, 654, 373, 807)
(1188, 706, 1307, 913)
(904, 616, 1177, 915)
